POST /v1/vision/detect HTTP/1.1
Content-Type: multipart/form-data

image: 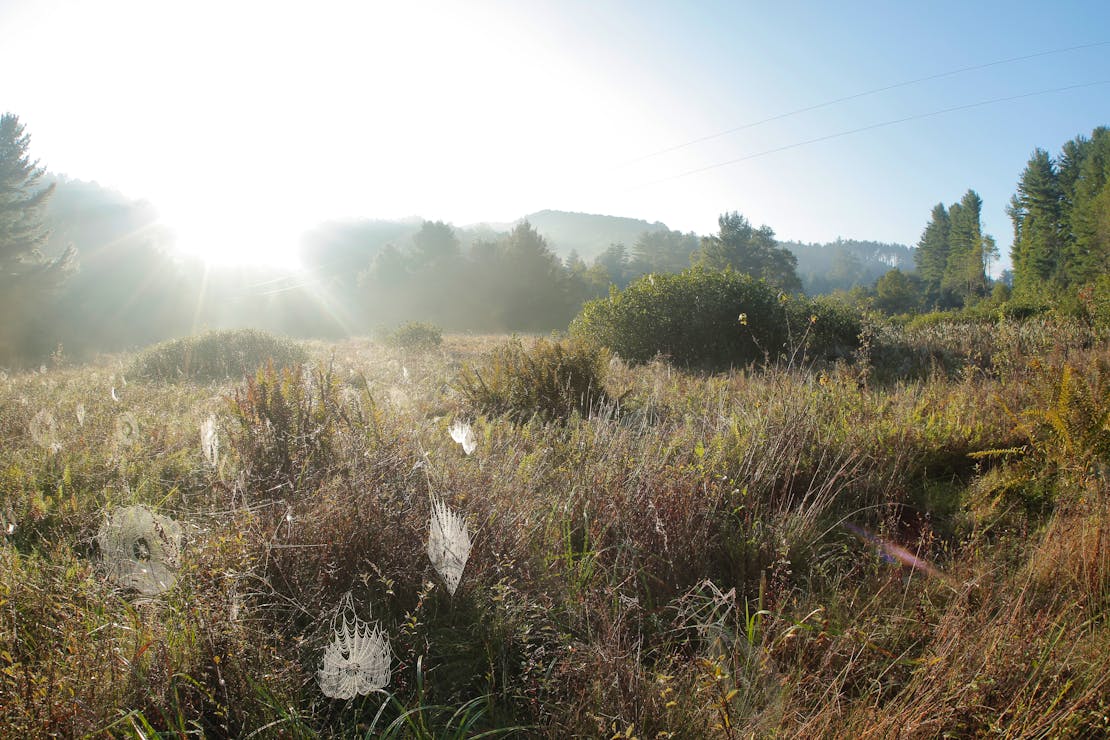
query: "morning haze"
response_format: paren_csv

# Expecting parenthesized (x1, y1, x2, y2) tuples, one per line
(2, 2, 1110, 737)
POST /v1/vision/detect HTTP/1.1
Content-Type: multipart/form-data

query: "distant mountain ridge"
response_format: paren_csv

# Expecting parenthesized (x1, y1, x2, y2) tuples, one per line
(513, 210, 669, 260)
(297, 209, 913, 295)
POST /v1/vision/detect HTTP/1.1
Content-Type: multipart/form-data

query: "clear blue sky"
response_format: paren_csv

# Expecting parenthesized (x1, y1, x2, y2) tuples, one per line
(2, 0, 1108, 268)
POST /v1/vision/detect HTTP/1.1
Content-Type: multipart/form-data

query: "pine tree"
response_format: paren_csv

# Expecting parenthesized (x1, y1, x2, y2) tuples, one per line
(0, 113, 73, 364)
(1009, 148, 1064, 297)
(942, 190, 987, 304)
(696, 211, 801, 292)
(1066, 127, 1110, 286)
(914, 202, 950, 306)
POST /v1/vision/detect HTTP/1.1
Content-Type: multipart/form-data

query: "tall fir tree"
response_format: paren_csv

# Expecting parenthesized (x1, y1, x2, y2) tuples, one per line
(1008, 148, 1064, 298)
(914, 202, 951, 306)
(942, 190, 987, 303)
(0, 113, 73, 364)
(1066, 127, 1110, 286)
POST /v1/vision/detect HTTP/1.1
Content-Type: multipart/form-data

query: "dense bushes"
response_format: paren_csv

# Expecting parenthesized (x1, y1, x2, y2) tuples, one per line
(570, 267, 860, 369)
(129, 329, 307, 383)
(384, 321, 443, 350)
(454, 337, 611, 422)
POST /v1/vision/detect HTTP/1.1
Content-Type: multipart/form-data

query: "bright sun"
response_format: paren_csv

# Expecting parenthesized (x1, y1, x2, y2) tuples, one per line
(161, 200, 306, 270)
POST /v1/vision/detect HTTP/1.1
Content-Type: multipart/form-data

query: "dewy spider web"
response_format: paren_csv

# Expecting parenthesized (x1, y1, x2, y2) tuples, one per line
(448, 419, 477, 456)
(317, 592, 391, 699)
(200, 415, 219, 467)
(97, 505, 183, 596)
(427, 495, 472, 595)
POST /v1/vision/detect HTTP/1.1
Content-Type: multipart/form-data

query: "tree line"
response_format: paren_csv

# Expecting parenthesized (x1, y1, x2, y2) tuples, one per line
(866, 125, 1109, 319)
(2, 111, 1108, 366)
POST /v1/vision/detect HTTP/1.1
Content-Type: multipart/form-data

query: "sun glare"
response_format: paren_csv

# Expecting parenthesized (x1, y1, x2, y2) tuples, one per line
(165, 205, 304, 269)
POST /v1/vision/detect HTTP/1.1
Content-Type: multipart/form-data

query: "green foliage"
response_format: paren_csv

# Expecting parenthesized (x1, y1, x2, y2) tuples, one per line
(571, 267, 859, 369)
(695, 211, 802, 292)
(1012, 360, 1110, 492)
(225, 361, 342, 497)
(1010, 128, 1110, 307)
(129, 329, 307, 383)
(0, 113, 74, 365)
(941, 189, 989, 302)
(914, 190, 990, 310)
(874, 268, 923, 315)
(454, 337, 611, 422)
(914, 202, 951, 305)
(386, 321, 444, 350)
(785, 238, 914, 296)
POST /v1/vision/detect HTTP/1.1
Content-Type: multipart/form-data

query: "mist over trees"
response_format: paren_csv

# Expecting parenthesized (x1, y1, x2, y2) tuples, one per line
(783, 238, 914, 295)
(3, 109, 1108, 366)
(0, 115, 75, 365)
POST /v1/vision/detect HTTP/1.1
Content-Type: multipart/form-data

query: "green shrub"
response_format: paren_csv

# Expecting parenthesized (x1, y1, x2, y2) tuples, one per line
(786, 295, 863, 362)
(1078, 274, 1110, 329)
(129, 329, 307, 383)
(454, 337, 611, 422)
(570, 267, 859, 369)
(385, 321, 444, 350)
(225, 362, 343, 498)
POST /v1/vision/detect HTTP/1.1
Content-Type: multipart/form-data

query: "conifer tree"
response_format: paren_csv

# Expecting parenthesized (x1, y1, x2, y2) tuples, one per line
(1066, 127, 1110, 286)
(1008, 148, 1064, 297)
(942, 190, 987, 303)
(696, 211, 801, 292)
(914, 202, 950, 306)
(0, 113, 73, 364)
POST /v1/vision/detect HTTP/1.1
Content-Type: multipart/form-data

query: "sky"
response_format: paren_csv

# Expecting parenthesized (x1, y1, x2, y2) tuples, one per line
(2, 0, 1109, 269)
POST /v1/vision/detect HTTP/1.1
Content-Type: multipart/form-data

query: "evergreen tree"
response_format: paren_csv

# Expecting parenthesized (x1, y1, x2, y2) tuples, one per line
(595, 243, 633, 288)
(874, 268, 923, 314)
(1066, 127, 1110, 286)
(696, 211, 801, 292)
(0, 113, 73, 364)
(411, 220, 460, 268)
(942, 190, 988, 303)
(914, 202, 950, 305)
(497, 221, 573, 330)
(1009, 148, 1064, 297)
(632, 228, 699, 274)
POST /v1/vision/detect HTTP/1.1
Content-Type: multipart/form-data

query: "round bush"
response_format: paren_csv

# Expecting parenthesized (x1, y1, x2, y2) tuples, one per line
(129, 329, 308, 382)
(570, 268, 859, 369)
(385, 321, 443, 350)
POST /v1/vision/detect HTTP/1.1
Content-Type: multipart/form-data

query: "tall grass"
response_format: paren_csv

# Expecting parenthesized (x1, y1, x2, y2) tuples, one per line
(0, 327, 1107, 736)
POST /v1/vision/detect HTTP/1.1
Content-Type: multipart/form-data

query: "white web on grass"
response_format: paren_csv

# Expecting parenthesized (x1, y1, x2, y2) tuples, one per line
(200, 415, 219, 468)
(448, 420, 477, 456)
(317, 592, 392, 699)
(427, 495, 472, 595)
(115, 412, 139, 447)
(29, 409, 58, 450)
(75, 403, 85, 427)
(97, 505, 183, 596)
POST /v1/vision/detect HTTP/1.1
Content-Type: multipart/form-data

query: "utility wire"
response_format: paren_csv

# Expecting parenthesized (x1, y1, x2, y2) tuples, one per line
(627, 40, 1109, 164)
(640, 79, 1110, 188)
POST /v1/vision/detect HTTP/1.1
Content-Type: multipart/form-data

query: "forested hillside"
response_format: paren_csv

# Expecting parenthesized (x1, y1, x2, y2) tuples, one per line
(3, 114, 1110, 366)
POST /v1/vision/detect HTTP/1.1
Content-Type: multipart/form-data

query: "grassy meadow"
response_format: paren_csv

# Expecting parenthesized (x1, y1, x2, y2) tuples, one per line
(1, 321, 1108, 738)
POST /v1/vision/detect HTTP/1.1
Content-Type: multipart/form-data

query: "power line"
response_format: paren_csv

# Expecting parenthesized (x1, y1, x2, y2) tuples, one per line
(627, 40, 1109, 164)
(639, 79, 1110, 188)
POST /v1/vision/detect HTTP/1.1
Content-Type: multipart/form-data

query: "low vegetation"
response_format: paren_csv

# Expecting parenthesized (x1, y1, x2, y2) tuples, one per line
(571, 267, 860, 369)
(384, 321, 444, 351)
(2, 317, 1108, 737)
(454, 336, 611, 422)
(128, 329, 308, 383)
